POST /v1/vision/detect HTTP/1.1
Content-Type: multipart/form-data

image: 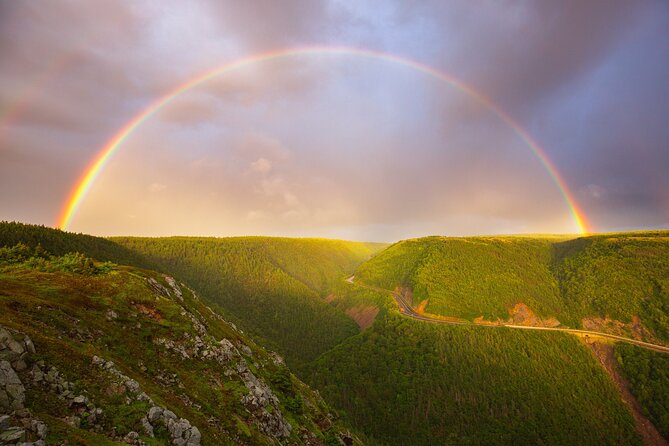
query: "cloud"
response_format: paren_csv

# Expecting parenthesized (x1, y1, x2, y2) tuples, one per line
(250, 157, 272, 173)
(1, 1, 667, 237)
(148, 183, 167, 193)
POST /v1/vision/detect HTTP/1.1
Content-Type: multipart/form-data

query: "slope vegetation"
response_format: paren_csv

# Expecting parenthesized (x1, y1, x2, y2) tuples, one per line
(308, 306, 642, 445)
(354, 232, 669, 344)
(0, 221, 151, 268)
(0, 243, 358, 445)
(112, 237, 386, 368)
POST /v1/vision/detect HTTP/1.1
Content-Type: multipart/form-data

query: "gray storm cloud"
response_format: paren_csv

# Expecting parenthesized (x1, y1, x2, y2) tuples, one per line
(1, 0, 667, 240)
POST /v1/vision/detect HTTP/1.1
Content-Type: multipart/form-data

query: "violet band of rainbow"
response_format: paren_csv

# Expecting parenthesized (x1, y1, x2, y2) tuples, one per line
(56, 46, 589, 233)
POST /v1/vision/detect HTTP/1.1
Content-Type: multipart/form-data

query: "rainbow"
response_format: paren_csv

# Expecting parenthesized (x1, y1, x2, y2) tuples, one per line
(56, 46, 590, 233)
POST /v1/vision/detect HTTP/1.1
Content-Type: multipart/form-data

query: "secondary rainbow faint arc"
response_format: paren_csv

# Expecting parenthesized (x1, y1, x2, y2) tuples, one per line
(56, 46, 590, 233)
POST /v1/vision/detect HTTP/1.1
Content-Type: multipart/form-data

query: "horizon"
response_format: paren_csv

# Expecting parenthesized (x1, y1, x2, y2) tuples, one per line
(5, 220, 669, 246)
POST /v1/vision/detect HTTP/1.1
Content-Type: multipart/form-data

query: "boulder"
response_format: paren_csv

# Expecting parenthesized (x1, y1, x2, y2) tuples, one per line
(0, 414, 9, 430)
(141, 416, 154, 437)
(0, 360, 25, 411)
(0, 427, 25, 443)
(147, 406, 163, 423)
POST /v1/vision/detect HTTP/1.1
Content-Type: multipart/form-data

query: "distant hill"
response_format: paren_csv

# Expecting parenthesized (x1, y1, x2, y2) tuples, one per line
(0, 221, 152, 269)
(0, 241, 358, 445)
(111, 236, 387, 369)
(354, 232, 669, 344)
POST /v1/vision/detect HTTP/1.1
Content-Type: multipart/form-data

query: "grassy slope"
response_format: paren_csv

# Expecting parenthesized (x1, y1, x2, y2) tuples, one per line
(354, 232, 669, 342)
(112, 236, 386, 368)
(307, 300, 642, 445)
(0, 251, 356, 445)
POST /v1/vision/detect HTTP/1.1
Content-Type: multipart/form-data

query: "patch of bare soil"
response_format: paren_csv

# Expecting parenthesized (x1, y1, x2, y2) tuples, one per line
(474, 303, 560, 327)
(588, 342, 668, 446)
(345, 305, 379, 330)
(323, 294, 337, 303)
(415, 299, 429, 315)
(583, 316, 655, 342)
(133, 303, 163, 321)
(508, 303, 561, 327)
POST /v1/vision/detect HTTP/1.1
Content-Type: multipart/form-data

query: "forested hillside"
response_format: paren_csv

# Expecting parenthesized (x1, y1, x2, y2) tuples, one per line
(354, 233, 669, 343)
(0, 242, 358, 445)
(616, 344, 669, 439)
(2, 222, 667, 445)
(0, 221, 151, 268)
(112, 237, 386, 369)
(307, 306, 642, 445)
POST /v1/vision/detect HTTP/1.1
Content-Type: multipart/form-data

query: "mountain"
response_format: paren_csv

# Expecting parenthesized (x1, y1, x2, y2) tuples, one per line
(2, 222, 668, 445)
(354, 233, 669, 344)
(0, 226, 359, 445)
(111, 236, 386, 369)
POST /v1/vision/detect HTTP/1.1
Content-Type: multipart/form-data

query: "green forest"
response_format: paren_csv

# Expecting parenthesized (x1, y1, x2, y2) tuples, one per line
(616, 344, 669, 438)
(308, 311, 642, 445)
(110, 236, 386, 369)
(355, 233, 669, 343)
(2, 222, 668, 444)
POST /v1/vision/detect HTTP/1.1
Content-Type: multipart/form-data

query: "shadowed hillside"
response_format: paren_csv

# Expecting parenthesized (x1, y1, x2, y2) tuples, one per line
(0, 242, 359, 445)
(111, 236, 387, 369)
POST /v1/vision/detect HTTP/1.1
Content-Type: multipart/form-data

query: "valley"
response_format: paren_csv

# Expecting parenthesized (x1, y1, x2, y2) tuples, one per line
(1, 222, 668, 445)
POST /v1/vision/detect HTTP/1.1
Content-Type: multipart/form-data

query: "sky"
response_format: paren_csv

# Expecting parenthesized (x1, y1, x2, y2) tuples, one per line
(1, 1, 668, 242)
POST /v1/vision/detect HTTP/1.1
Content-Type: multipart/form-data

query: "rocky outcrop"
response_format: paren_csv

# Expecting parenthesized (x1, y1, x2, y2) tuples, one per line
(92, 355, 153, 405)
(150, 281, 292, 441)
(144, 406, 201, 446)
(0, 327, 50, 445)
(91, 355, 202, 446)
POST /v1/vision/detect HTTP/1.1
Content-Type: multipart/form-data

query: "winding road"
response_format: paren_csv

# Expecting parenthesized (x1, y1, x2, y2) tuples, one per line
(345, 276, 669, 355)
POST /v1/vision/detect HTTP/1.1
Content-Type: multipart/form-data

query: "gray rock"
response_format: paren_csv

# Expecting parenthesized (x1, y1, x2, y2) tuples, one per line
(162, 409, 177, 422)
(186, 426, 201, 446)
(30, 365, 43, 382)
(72, 395, 88, 405)
(105, 309, 118, 321)
(13, 360, 27, 372)
(141, 416, 154, 437)
(147, 406, 163, 423)
(7, 340, 24, 355)
(240, 345, 253, 357)
(23, 336, 35, 354)
(0, 329, 10, 343)
(6, 384, 25, 405)
(123, 430, 139, 444)
(0, 414, 9, 430)
(31, 419, 48, 439)
(0, 360, 22, 385)
(0, 427, 25, 442)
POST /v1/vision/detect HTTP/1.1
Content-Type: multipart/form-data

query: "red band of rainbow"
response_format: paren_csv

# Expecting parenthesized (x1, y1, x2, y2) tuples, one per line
(56, 46, 590, 233)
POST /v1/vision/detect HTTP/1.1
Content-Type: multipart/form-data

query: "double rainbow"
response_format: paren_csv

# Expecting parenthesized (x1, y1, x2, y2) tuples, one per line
(56, 46, 590, 233)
